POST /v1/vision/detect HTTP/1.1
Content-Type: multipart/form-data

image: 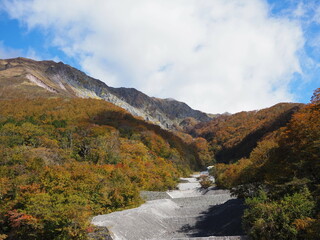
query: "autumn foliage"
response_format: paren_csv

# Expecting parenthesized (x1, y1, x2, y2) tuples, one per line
(192, 103, 301, 163)
(211, 88, 320, 239)
(0, 98, 201, 239)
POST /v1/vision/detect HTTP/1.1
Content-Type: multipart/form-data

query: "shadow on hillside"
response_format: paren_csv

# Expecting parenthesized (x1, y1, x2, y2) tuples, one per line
(179, 199, 246, 237)
(215, 106, 300, 163)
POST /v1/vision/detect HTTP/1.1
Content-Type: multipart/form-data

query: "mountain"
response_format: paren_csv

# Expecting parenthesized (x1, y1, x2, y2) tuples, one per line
(0, 58, 211, 240)
(0, 57, 211, 129)
(0, 57, 305, 164)
(1, 56, 316, 240)
(189, 102, 303, 163)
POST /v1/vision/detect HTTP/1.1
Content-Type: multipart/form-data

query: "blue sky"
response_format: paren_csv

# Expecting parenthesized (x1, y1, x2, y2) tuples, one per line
(267, 0, 320, 103)
(0, 0, 319, 113)
(0, 11, 81, 69)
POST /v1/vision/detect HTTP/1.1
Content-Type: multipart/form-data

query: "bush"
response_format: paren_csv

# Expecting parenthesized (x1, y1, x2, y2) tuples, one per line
(198, 175, 213, 189)
(243, 188, 316, 240)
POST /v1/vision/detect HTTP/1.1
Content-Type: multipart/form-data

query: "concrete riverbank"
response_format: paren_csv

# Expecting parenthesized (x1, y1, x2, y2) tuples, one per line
(92, 174, 246, 240)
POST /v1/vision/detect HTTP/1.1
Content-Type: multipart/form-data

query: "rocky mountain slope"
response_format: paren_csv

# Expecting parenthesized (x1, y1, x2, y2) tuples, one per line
(0, 57, 303, 164)
(0, 57, 211, 129)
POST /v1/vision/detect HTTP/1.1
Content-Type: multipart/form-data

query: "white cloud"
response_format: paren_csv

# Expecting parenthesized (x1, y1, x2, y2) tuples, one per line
(293, 2, 307, 18)
(0, 41, 22, 58)
(3, 0, 304, 113)
(25, 48, 42, 60)
(0, 41, 42, 61)
(313, 5, 320, 24)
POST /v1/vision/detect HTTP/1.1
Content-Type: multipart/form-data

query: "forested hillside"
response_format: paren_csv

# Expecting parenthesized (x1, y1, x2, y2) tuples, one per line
(212, 88, 320, 239)
(0, 98, 204, 240)
(191, 103, 302, 163)
(1, 57, 316, 240)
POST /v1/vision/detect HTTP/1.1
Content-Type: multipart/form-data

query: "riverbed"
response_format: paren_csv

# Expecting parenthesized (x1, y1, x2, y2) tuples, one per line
(92, 173, 246, 240)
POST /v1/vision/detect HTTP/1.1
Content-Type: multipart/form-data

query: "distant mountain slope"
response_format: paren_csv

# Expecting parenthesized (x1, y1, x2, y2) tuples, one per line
(190, 103, 303, 163)
(0, 57, 211, 129)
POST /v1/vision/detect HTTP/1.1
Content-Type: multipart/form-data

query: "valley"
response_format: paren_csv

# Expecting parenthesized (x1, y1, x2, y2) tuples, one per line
(0, 57, 319, 240)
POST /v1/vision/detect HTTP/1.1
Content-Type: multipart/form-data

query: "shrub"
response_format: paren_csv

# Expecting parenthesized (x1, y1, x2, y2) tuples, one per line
(198, 175, 213, 189)
(243, 188, 316, 240)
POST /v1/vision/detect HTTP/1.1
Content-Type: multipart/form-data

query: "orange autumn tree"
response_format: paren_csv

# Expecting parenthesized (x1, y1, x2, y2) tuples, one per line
(0, 98, 201, 239)
(211, 88, 320, 240)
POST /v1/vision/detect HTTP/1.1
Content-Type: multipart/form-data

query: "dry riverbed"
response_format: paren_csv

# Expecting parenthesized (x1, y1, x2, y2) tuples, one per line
(91, 173, 246, 240)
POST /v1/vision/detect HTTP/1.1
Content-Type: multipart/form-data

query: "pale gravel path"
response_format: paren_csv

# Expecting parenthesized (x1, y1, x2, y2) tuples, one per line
(92, 173, 246, 240)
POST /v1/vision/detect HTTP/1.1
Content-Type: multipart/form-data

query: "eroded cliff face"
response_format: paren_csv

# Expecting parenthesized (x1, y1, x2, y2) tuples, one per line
(0, 57, 211, 129)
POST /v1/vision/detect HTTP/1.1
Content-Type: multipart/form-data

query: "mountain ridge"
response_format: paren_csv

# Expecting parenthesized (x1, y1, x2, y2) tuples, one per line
(0, 57, 211, 130)
(190, 102, 303, 163)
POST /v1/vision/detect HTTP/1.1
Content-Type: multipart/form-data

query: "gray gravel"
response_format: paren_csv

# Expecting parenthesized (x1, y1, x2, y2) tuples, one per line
(173, 237, 247, 240)
(92, 174, 245, 240)
(140, 191, 171, 201)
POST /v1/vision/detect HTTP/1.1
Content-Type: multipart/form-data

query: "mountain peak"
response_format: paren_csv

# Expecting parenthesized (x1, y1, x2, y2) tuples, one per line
(0, 57, 211, 129)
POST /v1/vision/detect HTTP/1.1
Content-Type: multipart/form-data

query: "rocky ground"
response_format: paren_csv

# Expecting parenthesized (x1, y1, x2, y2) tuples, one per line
(91, 174, 246, 240)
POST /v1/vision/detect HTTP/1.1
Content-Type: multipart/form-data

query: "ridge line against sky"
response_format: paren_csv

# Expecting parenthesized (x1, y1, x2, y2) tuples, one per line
(0, 0, 319, 113)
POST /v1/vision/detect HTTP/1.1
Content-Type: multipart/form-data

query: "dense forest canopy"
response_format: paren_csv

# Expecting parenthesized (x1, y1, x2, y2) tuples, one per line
(0, 98, 208, 240)
(212, 88, 320, 240)
(1, 88, 319, 240)
(190, 102, 302, 163)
